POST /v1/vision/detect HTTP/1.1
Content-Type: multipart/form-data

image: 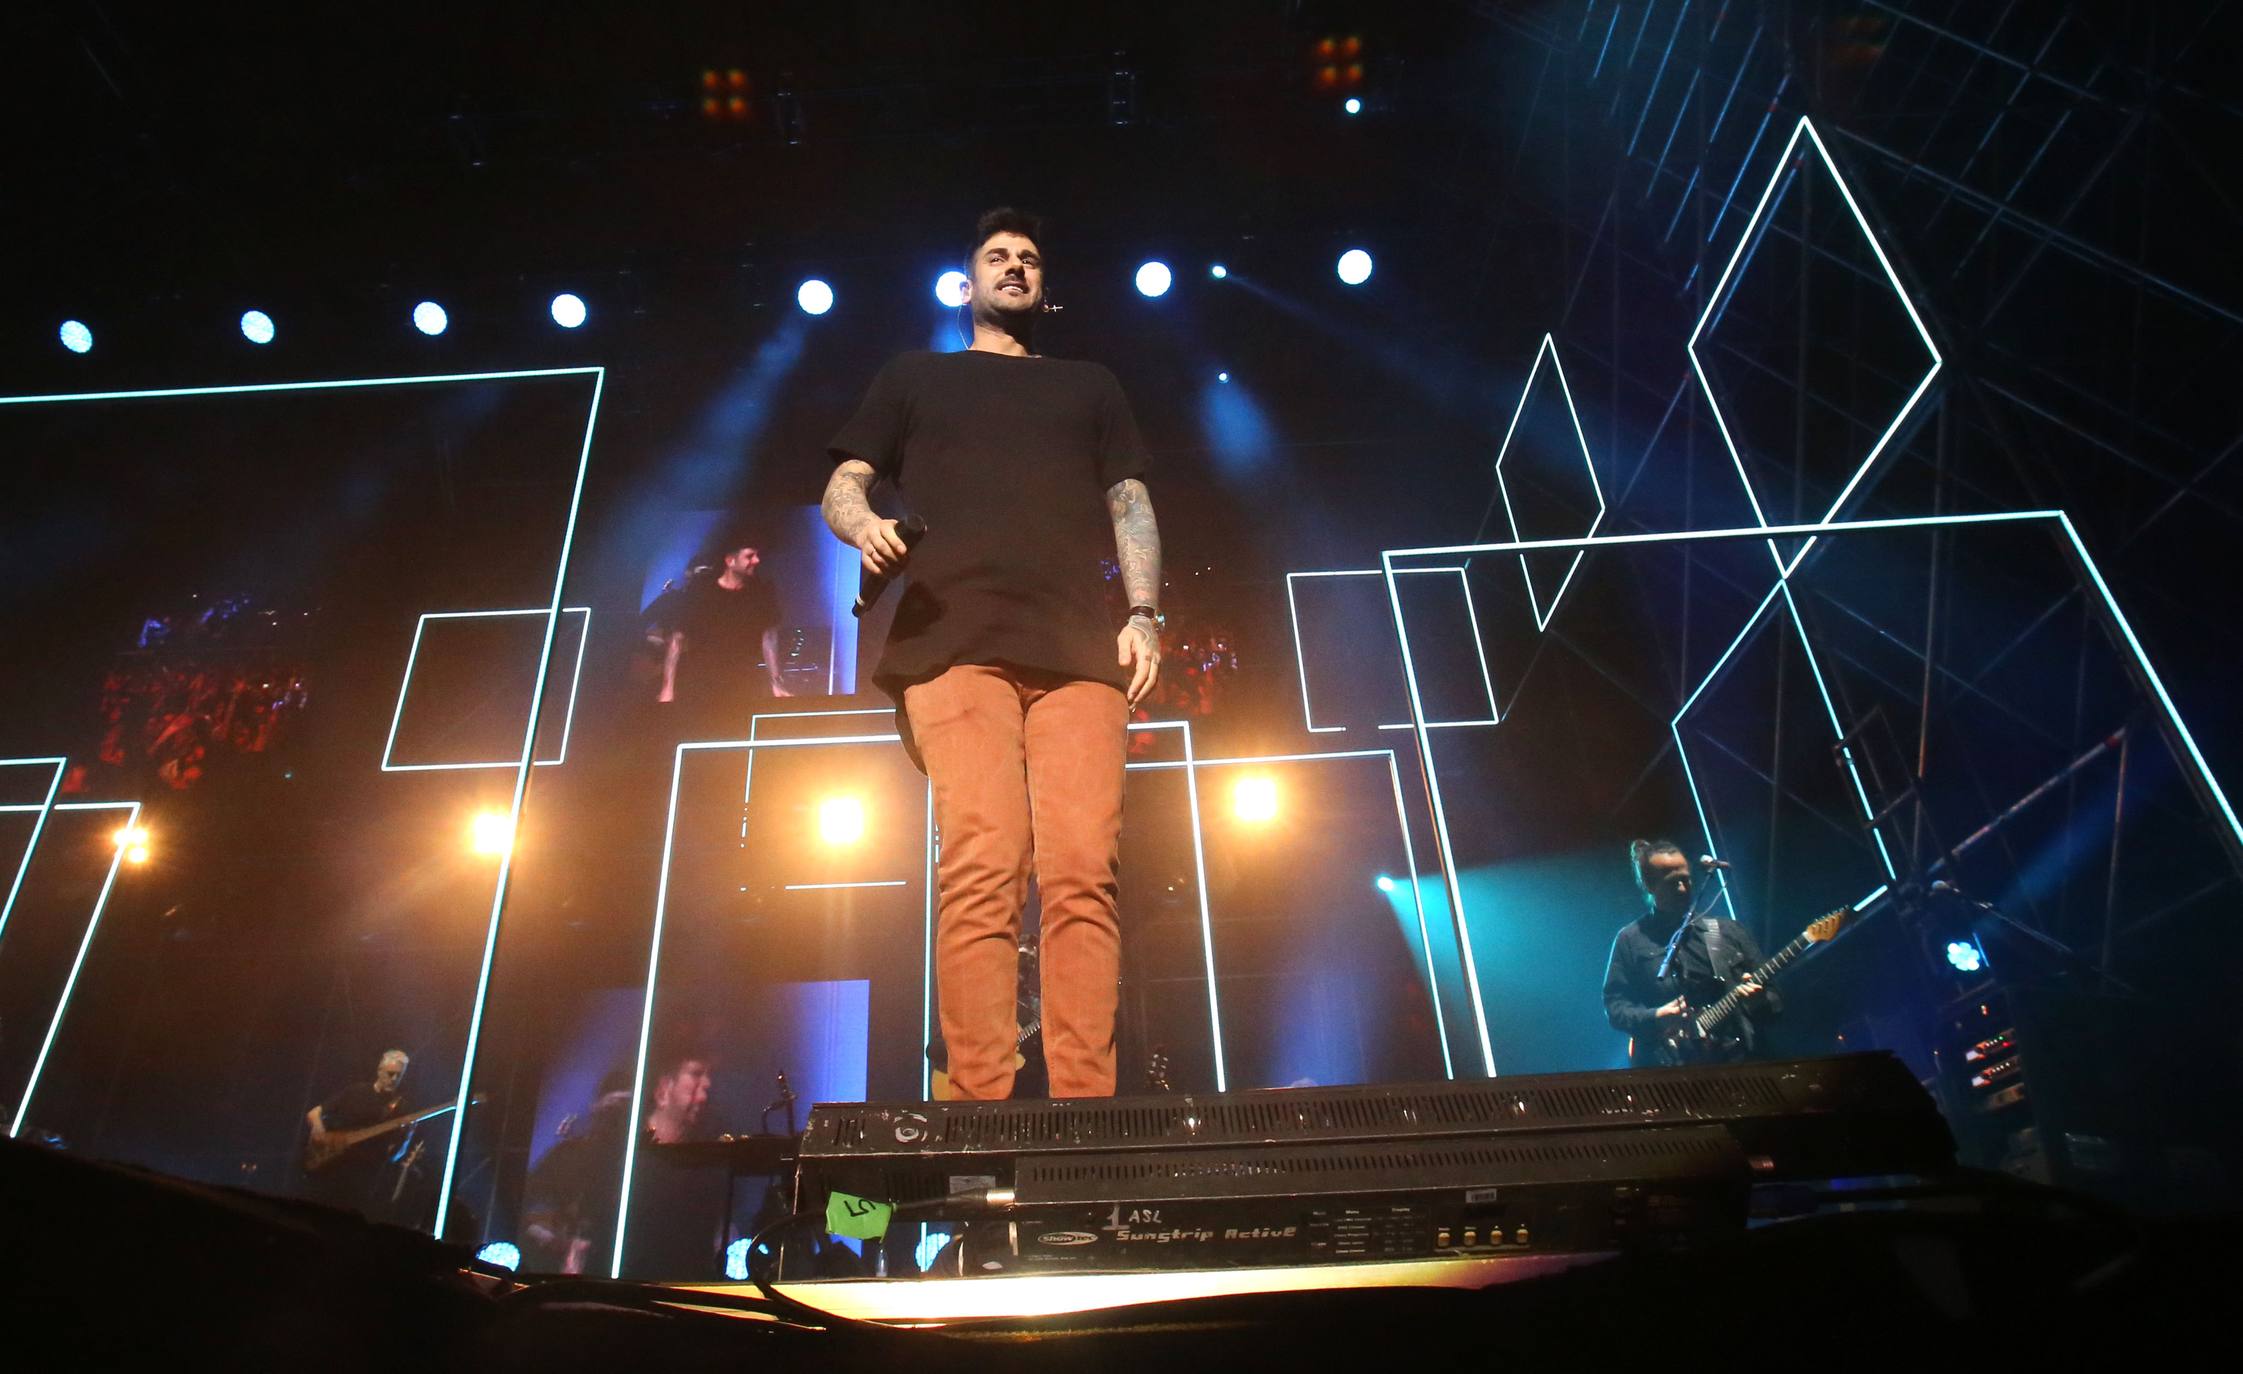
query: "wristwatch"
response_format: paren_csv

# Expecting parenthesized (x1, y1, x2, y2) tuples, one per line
(1128, 604, 1165, 629)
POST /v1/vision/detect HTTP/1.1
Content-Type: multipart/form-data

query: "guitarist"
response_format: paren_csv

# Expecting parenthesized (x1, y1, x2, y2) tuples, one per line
(1602, 840, 1777, 1062)
(303, 1049, 411, 1209)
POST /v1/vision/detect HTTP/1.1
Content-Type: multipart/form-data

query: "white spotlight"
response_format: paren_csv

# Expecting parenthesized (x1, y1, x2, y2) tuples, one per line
(797, 279, 835, 316)
(1336, 249, 1373, 286)
(1209, 264, 1228, 279)
(1134, 261, 1173, 299)
(550, 293, 587, 329)
(1217, 371, 1230, 383)
(59, 320, 93, 354)
(1344, 97, 1362, 115)
(240, 310, 276, 345)
(934, 270, 969, 307)
(413, 301, 449, 336)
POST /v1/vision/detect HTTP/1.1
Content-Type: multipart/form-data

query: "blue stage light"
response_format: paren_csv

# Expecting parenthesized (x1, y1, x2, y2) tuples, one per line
(240, 310, 275, 345)
(476, 1241, 522, 1271)
(1336, 249, 1373, 286)
(915, 1228, 952, 1273)
(797, 279, 835, 316)
(412, 301, 449, 336)
(550, 293, 587, 329)
(1134, 261, 1173, 298)
(934, 270, 969, 307)
(1375, 874, 1397, 894)
(1217, 371, 1230, 383)
(1344, 97, 1362, 115)
(1946, 940, 1985, 974)
(58, 320, 93, 354)
(725, 1237, 752, 1280)
(1209, 264, 1228, 279)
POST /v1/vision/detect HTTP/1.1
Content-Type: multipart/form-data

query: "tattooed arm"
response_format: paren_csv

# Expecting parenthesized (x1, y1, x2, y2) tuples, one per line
(823, 459, 909, 574)
(1108, 477, 1163, 707)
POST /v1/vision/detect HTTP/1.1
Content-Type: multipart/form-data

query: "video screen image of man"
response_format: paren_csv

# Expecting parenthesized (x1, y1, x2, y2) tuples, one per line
(656, 537, 790, 732)
(518, 1051, 718, 1276)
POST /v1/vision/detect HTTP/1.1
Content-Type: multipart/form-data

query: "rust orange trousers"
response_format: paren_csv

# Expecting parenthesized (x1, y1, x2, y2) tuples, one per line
(903, 664, 1127, 1099)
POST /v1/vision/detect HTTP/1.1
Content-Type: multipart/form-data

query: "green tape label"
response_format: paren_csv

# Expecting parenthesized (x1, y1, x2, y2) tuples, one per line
(825, 1189, 895, 1240)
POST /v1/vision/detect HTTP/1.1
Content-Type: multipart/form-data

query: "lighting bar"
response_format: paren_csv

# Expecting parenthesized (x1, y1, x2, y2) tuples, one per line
(782, 880, 909, 891)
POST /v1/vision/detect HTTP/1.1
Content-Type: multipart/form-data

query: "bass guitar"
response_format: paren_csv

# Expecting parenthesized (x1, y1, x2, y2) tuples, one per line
(303, 1092, 485, 1173)
(1639, 908, 1849, 1066)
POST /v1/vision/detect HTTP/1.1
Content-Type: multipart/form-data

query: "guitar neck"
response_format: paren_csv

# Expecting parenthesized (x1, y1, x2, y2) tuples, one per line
(1696, 932, 1809, 1035)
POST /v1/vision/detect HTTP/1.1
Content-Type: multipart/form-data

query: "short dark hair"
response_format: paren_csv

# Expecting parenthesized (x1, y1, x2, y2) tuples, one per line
(1629, 838, 1687, 895)
(967, 206, 1046, 268)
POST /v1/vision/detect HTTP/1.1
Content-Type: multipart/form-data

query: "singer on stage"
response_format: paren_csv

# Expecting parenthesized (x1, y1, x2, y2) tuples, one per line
(821, 207, 1162, 1101)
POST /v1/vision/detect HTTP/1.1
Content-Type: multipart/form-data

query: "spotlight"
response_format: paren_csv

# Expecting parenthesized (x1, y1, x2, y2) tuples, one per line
(469, 809, 515, 858)
(1336, 249, 1373, 286)
(1375, 874, 1397, 894)
(126, 846, 150, 866)
(1217, 371, 1230, 383)
(1945, 939, 1985, 975)
(935, 270, 969, 307)
(413, 301, 449, 336)
(113, 825, 149, 850)
(817, 796, 866, 846)
(1134, 261, 1173, 299)
(476, 1241, 522, 1272)
(240, 310, 276, 345)
(797, 278, 834, 315)
(725, 1237, 752, 1280)
(59, 319, 93, 354)
(1232, 776, 1279, 824)
(1344, 97, 1362, 115)
(1209, 264, 1228, 279)
(549, 293, 587, 329)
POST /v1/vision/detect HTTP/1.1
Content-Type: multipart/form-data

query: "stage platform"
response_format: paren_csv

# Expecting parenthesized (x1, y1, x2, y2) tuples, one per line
(687, 1250, 1609, 1322)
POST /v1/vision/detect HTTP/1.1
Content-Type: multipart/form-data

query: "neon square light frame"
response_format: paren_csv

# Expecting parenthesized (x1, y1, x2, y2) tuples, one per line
(1493, 333, 1608, 631)
(1687, 116, 1945, 578)
(0, 365, 608, 1235)
(1127, 746, 1455, 1083)
(380, 606, 593, 771)
(0, 799, 141, 1137)
(614, 716, 1222, 1278)
(1285, 569, 1499, 734)
(1383, 511, 2243, 1077)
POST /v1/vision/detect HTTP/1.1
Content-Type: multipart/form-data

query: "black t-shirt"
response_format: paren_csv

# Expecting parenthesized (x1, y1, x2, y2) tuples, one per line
(826, 350, 1150, 701)
(672, 574, 782, 703)
(319, 1082, 402, 1133)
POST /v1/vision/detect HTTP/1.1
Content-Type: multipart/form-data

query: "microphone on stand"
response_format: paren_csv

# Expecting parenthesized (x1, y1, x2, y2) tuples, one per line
(853, 515, 928, 618)
(1698, 855, 1733, 870)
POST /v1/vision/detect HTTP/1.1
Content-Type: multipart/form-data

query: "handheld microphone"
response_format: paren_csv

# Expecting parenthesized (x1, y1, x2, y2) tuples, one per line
(1698, 855, 1733, 870)
(853, 515, 928, 618)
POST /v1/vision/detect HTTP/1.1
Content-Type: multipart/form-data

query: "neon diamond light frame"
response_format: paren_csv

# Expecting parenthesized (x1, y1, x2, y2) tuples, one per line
(1494, 333, 1607, 631)
(0, 365, 607, 1236)
(1285, 569, 1499, 733)
(1687, 116, 1945, 578)
(0, 798, 141, 1138)
(380, 607, 592, 771)
(1384, 511, 2243, 1077)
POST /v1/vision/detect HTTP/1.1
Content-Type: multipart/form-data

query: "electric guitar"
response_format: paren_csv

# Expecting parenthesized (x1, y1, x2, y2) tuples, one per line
(303, 1093, 485, 1173)
(1639, 908, 1850, 1066)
